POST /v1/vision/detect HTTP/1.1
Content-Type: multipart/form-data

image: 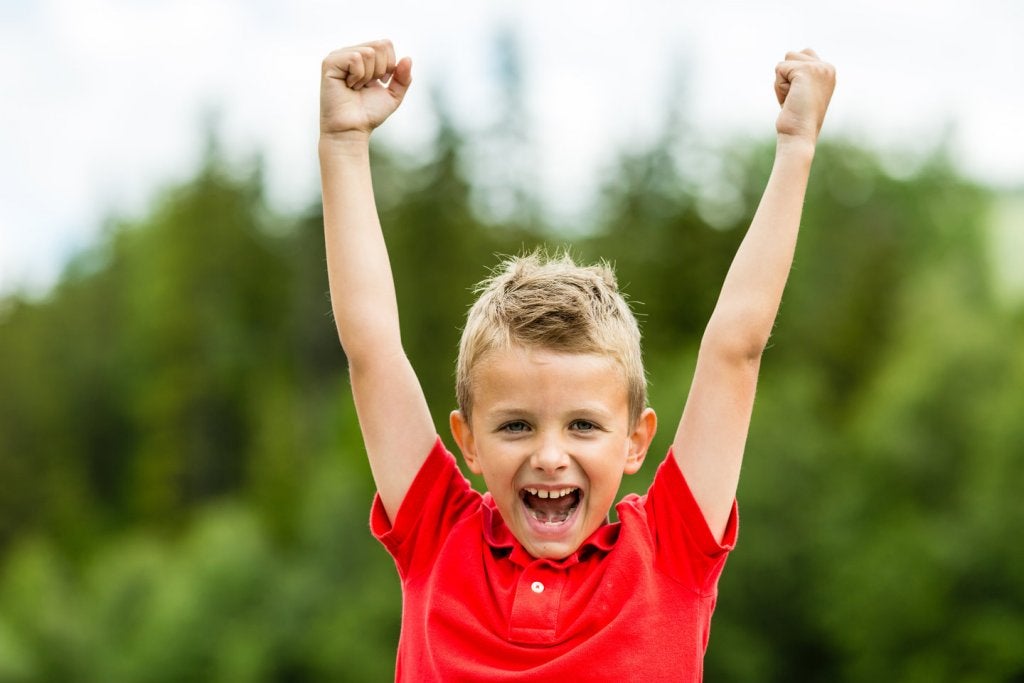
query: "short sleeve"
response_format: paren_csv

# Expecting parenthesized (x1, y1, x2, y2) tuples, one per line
(642, 449, 738, 594)
(370, 437, 482, 579)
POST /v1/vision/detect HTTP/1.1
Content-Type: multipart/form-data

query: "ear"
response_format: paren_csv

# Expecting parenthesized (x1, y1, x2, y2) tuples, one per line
(624, 408, 657, 475)
(449, 409, 483, 475)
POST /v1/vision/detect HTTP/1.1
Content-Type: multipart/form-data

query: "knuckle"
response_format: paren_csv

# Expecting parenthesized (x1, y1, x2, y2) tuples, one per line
(322, 49, 342, 71)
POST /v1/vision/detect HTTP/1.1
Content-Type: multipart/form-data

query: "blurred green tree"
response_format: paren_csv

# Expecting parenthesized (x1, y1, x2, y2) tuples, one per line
(0, 85, 1021, 682)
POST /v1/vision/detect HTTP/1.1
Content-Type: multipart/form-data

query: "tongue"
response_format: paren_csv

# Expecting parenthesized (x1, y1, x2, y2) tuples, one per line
(525, 492, 576, 523)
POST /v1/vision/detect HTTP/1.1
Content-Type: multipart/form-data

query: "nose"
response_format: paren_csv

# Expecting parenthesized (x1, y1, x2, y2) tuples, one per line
(530, 434, 570, 474)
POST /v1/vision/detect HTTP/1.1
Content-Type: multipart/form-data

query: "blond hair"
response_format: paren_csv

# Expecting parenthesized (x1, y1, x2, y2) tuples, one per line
(456, 250, 647, 425)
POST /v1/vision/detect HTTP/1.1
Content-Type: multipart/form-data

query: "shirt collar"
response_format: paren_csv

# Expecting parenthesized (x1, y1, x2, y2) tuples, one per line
(480, 493, 620, 568)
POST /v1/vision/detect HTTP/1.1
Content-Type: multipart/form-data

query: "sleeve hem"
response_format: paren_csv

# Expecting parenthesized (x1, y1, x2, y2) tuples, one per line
(370, 436, 452, 553)
(661, 449, 739, 556)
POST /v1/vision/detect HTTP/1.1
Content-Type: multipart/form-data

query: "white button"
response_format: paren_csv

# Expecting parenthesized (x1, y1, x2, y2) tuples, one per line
(531, 581, 544, 594)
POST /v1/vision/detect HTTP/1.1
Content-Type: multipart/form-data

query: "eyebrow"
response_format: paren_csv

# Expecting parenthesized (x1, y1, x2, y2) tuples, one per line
(484, 408, 534, 422)
(483, 405, 616, 423)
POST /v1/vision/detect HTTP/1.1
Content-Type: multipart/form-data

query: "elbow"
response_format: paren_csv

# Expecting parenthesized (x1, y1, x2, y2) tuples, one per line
(344, 343, 410, 380)
(338, 327, 406, 372)
(700, 316, 771, 364)
(333, 306, 405, 369)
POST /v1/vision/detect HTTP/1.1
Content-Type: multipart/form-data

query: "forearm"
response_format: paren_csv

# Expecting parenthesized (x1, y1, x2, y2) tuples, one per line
(320, 135, 403, 365)
(673, 51, 833, 542)
(702, 136, 816, 359)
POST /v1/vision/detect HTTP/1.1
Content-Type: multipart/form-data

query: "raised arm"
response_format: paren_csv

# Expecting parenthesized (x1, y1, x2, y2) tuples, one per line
(673, 50, 836, 541)
(320, 40, 435, 522)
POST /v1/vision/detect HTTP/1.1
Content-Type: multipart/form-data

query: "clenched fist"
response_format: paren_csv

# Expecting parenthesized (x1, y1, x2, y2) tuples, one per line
(320, 39, 413, 142)
(774, 49, 835, 143)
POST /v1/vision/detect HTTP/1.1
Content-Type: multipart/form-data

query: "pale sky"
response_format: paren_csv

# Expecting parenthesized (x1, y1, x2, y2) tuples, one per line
(2, 0, 1022, 296)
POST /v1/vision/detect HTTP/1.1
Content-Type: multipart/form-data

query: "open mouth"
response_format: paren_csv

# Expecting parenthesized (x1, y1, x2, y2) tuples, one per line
(520, 487, 582, 525)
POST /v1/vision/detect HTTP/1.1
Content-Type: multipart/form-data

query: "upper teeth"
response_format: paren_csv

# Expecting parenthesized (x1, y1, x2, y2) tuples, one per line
(525, 487, 576, 499)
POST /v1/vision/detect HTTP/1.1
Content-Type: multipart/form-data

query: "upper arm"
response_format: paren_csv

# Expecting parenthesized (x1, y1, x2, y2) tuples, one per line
(319, 145, 436, 524)
(671, 342, 761, 543)
(668, 115, 817, 542)
(348, 348, 436, 524)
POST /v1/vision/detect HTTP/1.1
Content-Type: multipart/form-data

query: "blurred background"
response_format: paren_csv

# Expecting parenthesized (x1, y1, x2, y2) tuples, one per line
(1, 1, 1023, 681)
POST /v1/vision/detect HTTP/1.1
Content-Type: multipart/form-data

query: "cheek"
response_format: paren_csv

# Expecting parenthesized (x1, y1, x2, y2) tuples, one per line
(582, 448, 630, 491)
(477, 445, 520, 484)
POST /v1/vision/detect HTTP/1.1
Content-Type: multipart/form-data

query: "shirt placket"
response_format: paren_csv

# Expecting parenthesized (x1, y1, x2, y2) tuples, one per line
(507, 559, 567, 644)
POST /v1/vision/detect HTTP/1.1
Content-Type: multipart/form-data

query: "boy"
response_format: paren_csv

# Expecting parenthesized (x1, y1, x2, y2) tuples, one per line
(319, 39, 835, 680)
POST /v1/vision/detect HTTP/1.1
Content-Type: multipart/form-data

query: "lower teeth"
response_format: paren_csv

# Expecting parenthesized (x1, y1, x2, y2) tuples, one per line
(530, 508, 574, 524)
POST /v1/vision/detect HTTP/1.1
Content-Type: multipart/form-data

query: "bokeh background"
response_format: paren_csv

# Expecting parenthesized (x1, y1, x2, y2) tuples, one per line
(2, 1, 1023, 681)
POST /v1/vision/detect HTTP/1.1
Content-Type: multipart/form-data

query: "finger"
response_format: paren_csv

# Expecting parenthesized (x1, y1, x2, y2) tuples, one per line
(343, 49, 367, 89)
(388, 56, 413, 101)
(385, 41, 397, 75)
(322, 47, 355, 81)
(774, 61, 793, 106)
(355, 39, 394, 84)
(372, 54, 388, 82)
(785, 49, 818, 62)
(362, 46, 380, 89)
(350, 46, 379, 90)
(371, 40, 392, 81)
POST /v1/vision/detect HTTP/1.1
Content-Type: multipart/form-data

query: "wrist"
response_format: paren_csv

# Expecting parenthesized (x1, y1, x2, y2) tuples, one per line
(319, 132, 373, 160)
(774, 134, 817, 164)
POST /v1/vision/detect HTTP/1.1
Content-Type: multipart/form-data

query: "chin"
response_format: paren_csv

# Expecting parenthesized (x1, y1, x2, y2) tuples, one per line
(524, 539, 579, 561)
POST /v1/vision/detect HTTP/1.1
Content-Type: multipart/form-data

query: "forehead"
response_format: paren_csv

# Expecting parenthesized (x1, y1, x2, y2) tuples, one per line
(471, 346, 629, 413)
(476, 344, 619, 375)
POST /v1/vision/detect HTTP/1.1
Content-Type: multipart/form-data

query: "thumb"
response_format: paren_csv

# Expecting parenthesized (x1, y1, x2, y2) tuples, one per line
(388, 57, 413, 101)
(774, 61, 795, 107)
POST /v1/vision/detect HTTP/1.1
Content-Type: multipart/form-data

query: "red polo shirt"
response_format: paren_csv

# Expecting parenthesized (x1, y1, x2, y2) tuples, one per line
(371, 437, 737, 681)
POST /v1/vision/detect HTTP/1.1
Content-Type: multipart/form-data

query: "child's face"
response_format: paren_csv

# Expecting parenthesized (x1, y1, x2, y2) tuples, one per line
(450, 345, 657, 560)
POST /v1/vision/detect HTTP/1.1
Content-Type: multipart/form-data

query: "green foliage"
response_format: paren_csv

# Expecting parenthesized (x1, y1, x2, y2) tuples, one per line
(1, 97, 1022, 681)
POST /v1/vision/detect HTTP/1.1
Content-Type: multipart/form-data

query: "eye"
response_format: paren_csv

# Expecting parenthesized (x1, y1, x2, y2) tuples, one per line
(569, 419, 597, 432)
(499, 420, 530, 434)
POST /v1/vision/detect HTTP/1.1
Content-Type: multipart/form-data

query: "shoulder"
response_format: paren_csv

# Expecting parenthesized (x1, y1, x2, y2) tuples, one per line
(616, 451, 738, 591)
(372, 438, 483, 574)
